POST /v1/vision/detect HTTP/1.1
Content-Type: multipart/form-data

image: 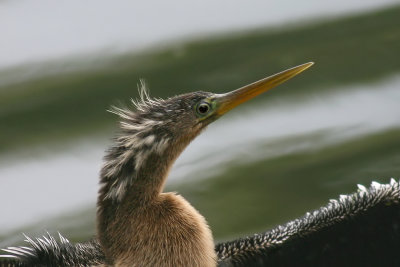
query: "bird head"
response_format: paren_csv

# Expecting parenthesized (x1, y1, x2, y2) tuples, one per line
(140, 62, 314, 138)
(101, 62, 313, 202)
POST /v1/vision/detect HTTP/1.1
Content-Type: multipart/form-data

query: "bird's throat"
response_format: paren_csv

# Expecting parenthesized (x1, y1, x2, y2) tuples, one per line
(96, 130, 214, 265)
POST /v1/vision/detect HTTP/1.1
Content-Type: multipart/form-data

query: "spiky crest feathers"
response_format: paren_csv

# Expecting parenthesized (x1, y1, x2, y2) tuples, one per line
(108, 80, 164, 120)
(100, 81, 172, 202)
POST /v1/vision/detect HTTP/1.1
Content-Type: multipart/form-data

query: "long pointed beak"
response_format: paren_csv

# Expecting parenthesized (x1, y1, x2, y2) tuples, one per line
(215, 62, 314, 115)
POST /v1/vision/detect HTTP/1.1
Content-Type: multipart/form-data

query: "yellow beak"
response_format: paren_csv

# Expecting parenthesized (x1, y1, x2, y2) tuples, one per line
(216, 62, 314, 115)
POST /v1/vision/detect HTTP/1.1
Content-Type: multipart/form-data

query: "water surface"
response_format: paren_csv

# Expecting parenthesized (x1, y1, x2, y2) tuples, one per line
(1, 75, 399, 245)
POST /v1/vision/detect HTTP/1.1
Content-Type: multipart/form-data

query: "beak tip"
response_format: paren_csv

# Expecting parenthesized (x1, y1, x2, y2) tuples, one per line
(294, 61, 314, 74)
(304, 61, 315, 68)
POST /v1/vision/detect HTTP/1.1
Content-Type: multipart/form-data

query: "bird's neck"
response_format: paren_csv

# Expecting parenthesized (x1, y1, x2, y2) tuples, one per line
(96, 130, 215, 265)
(97, 134, 185, 219)
(98, 129, 194, 202)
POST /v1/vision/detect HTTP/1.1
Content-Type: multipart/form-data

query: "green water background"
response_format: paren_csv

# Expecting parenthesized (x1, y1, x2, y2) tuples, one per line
(0, 5, 400, 246)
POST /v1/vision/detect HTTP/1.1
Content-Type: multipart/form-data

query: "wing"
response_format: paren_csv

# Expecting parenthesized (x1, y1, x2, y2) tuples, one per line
(2, 179, 399, 267)
(0, 233, 104, 267)
(216, 179, 400, 266)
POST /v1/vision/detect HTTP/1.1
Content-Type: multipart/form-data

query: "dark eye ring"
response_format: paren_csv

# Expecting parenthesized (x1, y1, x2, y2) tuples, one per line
(197, 102, 211, 115)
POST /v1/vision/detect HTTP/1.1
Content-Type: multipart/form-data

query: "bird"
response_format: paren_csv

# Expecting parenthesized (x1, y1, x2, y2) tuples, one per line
(1, 62, 400, 267)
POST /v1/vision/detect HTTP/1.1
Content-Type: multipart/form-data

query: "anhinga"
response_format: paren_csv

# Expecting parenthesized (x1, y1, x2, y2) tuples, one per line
(1, 63, 400, 267)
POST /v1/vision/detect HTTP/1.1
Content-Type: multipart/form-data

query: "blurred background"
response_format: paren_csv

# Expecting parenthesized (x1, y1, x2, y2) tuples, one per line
(1, 0, 400, 247)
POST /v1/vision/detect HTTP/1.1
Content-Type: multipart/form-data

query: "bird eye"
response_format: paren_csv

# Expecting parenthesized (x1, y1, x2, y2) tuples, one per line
(196, 102, 211, 116)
